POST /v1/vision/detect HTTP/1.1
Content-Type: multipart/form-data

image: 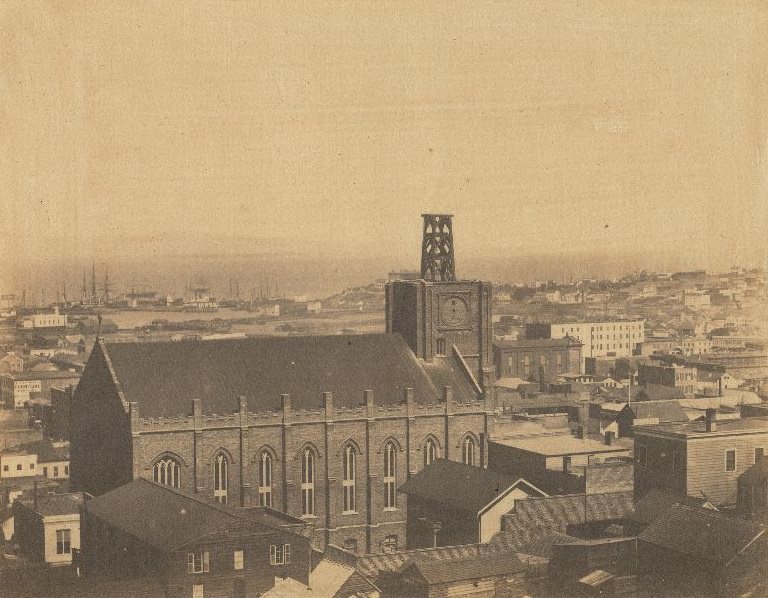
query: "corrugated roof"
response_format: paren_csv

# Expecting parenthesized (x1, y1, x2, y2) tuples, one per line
(96, 334, 478, 417)
(398, 460, 542, 514)
(638, 503, 766, 562)
(627, 489, 716, 526)
(406, 551, 525, 585)
(84, 479, 288, 552)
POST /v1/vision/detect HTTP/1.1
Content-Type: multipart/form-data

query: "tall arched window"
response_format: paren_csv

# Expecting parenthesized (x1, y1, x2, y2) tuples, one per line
(436, 338, 446, 355)
(424, 439, 437, 467)
(342, 445, 356, 513)
(214, 454, 228, 504)
(462, 436, 476, 466)
(384, 442, 397, 509)
(259, 451, 273, 508)
(301, 448, 315, 516)
(153, 457, 180, 488)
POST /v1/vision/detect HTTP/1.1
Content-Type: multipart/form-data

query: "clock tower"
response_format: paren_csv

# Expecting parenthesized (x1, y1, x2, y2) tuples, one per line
(385, 214, 493, 391)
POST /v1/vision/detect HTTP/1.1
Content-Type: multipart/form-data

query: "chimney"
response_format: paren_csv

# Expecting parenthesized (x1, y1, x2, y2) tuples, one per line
(604, 431, 614, 446)
(705, 408, 717, 432)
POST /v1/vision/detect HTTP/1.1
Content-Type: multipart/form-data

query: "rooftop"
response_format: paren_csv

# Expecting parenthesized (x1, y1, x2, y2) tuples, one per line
(2, 371, 81, 381)
(638, 503, 765, 563)
(626, 488, 717, 527)
(18, 492, 84, 517)
(491, 434, 627, 456)
(635, 416, 768, 439)
(84, 478, 304, 552)
(398, 459, 545, 513)
(91, 334, 479, 417)
(494, 337, 582, 349)
(403, 551, 526, 585)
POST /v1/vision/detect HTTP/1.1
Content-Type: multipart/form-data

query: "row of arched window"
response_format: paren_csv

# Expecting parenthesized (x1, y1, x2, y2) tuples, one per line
(151, 435, 478, 512)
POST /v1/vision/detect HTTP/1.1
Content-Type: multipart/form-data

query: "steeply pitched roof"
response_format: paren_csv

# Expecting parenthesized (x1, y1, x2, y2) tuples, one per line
(627, 489, 716, 527)
(405, 551, 525, 585)
(83, 479, 294, 552)
(95, 334, 478, 417)
(398, 460, 543, 514)
(638, 503, 766, 563)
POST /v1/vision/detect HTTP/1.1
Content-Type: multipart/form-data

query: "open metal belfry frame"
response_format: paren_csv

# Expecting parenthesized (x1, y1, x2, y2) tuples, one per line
(420, 214, 456, 282)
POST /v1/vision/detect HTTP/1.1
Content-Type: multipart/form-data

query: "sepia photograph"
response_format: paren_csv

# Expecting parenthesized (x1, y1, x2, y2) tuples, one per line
(1, 1, 767, 596)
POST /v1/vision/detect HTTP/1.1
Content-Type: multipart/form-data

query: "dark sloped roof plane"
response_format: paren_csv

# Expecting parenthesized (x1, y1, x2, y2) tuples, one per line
(98, 334, 478, 417)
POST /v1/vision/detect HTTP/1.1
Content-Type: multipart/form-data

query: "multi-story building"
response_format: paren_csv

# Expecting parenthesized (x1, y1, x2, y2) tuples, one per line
(0, 450, 39, 479)
(682, 289, 711, 309)
(79, 479, 311, 597)
(70, 215, 495, 553)
(637, 363, 697, 397)
(19, 308, 68, 329)
(0, 371, 81, 409)
(549, 320, 645, 371)
(13, 492, 83, 566)
(634, 412, 768, 506)
(678, 336, 713, 356)
(493, 337, 582, 382)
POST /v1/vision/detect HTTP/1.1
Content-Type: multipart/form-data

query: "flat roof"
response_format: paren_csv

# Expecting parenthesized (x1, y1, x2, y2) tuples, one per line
(1, 371, 81, 381)
(635, 416, 768, 439)
(490, 434, 628, 456)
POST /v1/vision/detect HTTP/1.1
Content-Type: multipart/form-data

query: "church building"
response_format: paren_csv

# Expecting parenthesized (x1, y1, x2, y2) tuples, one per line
(70, 214, 495, 553)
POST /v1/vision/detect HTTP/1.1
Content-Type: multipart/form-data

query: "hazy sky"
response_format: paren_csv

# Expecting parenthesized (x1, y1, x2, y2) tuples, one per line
(2, 1, 767, 293)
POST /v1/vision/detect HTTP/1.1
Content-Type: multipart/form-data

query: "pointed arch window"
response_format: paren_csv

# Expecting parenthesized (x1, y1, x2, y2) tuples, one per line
(384, 442, 397, 509)
(342, 445, 356, 513)
(424, 439, 437, 467)
(153, 457, 180, 488)
(301, 448, 315, 516)
(462, 436, 476, 466)
(436, 338, 447, 355)
(259, 451, 273, 508)
(214, 454, 228, 504)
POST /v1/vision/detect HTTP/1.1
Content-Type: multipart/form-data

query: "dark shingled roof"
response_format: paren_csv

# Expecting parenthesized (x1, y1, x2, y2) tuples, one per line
(627, 488, 716, 527)
(638, 503, 766, 563)
(84, 479, 302, 552)
(98, 334, 478, 417)
(19, 492, 84, 516)
(738, 458, 768, 485)
(624, 400, 689, 423)
(398, 459, 543, 514)
(404, 551, 526, 585)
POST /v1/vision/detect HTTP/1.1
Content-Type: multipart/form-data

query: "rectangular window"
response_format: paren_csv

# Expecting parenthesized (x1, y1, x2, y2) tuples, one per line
(725, 450, 736, 472)
(270, 544, 291, 565)
(29, 463, 34, 469)
(54, 466, 59, 477)
(187, 551, 210, 574)
(16, 464, 21, 471)
(43, 467, 48, 477)
(233, 550, 244, 571)
(2, 465, 7, 472)
(192, 585, 204, 598)
(56, 529, 71, 555)
(382, 535, 399, 554)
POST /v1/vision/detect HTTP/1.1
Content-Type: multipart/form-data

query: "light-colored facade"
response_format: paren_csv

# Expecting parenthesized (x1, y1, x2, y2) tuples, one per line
(678, 336, 713, 356)
(0, 371, 81, 408)
(13, 494, 83, 566)
(0, 452, 38, 479)
(19, 311, 68, 329)
(550, 320, 645, 371)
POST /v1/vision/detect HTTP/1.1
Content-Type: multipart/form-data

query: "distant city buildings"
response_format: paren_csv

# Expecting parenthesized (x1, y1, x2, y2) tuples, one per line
(542, 320, 645, 371)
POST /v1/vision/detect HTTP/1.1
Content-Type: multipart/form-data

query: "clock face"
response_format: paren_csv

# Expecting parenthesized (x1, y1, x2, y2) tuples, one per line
(441, 296, 468, 327)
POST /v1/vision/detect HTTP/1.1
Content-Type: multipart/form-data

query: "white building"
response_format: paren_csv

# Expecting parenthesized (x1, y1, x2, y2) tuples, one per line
(678, 337, 713, 356)
(19, 309, 68, 329)
(550, 320, 645, 371)
(0, 451, 38, 479)
(14, 493, 83, 566)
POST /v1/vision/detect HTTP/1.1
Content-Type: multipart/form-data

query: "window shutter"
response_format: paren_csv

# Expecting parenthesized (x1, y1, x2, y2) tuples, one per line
(270, 544, 276, 565)
(203, 551, 210, 573)
(284, 544, 291, 564)
(187, 553, 194, 573)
